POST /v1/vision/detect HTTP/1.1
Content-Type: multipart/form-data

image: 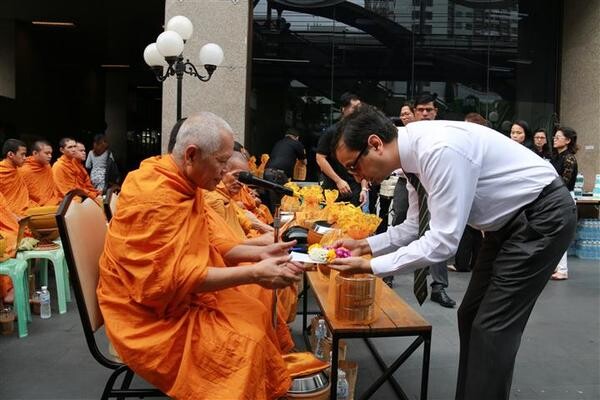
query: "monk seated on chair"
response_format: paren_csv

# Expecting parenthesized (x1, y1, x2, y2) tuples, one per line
(205, 151, 274, 243)
(21, 140, 60, 207)
(0, 139, 38, 216)
(97, 112, 304, 399)
(52, 137, 101, 202)
(0, 192, 20, 303)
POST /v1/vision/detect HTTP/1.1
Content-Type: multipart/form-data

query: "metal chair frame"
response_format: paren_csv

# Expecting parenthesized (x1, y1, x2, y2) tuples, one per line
(56, 190, 165, 399)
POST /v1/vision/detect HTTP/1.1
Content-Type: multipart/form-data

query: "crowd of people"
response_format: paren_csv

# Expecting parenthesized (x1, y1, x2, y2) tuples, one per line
(0, 94, 582, 399)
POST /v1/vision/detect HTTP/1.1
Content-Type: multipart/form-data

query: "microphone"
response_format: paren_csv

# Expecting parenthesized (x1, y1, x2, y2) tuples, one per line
(238, 171, 295, 197)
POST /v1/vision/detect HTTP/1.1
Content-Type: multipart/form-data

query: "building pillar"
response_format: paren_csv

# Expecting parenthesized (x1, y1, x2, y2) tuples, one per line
(560, 0, 600, 191)
(162, 0, 252, 152)
(0, 20, 16, 99)
(105, 71, 128, 163)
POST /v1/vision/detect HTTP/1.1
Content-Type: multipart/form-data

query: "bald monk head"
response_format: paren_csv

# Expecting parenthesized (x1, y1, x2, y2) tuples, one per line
(58, 137, 77, 159)
(31, 140, 53, 166)
(172, 111, 235, 191)
(75, 142, 86, 162)
(222, 151, 250, 196)
(2, 138, 27, 167)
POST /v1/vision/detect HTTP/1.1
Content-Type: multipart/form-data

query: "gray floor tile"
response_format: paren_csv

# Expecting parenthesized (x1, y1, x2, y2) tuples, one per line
(0, 257, 598, 399)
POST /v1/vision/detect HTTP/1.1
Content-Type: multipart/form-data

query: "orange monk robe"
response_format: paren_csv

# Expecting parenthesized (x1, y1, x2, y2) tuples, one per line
(97, 155, 291, 400)
(0, 192, 20, 298)
(204, 200, 295, 353)
(232, 185, 274, 225)
(0, 159, 38, 216)
(20, 157, 60, 206)
(52, 155, 100, 200)
(204, 182, 261, 239)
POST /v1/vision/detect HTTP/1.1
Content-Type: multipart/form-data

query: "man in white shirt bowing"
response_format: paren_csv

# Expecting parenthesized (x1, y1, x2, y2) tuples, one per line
(329, 105, 576, 400)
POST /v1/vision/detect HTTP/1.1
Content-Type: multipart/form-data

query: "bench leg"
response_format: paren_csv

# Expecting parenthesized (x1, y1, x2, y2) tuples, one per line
(420, 332, 431, 400)
(360, 337, 424, 400)
(330, 335, 340, 400)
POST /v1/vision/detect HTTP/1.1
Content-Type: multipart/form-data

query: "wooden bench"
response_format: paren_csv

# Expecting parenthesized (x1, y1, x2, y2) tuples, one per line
(301, 270, 432, 400)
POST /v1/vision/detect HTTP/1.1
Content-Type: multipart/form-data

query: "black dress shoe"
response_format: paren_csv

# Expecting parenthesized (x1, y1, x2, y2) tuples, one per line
(383, 276, 394, 288)
(431, 289, 456, 308)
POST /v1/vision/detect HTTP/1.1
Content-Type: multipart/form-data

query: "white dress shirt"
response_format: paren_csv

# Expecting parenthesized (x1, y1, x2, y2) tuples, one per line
(368, 120, 558, 276)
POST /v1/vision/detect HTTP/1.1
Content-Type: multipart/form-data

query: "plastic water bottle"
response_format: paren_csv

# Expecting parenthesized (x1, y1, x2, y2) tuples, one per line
(314, 319, 327, 360)
(336, 369, 350, 400)
(40, 286, 51, 319)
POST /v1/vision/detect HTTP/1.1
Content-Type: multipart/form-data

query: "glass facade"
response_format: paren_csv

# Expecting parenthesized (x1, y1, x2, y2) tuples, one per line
(250, 0, 562, 179)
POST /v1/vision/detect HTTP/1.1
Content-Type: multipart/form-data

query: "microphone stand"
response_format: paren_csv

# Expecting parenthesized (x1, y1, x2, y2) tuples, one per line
(271, 191, 284, 328)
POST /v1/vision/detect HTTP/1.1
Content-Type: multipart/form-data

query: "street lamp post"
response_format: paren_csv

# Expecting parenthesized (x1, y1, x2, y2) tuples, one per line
(143, 16, 224, 121)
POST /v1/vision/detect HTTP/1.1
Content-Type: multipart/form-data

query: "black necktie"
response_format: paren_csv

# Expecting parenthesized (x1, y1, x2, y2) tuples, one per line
(405, 172, 429, 306)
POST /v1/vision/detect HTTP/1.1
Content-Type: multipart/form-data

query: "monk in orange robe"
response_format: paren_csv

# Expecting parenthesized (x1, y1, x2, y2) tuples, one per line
(97, 112, 303, 399)
(233, 185, 274, 224)
(0, 139, 38, 216)
(52, 138, 101, 200)
(205, 152, 274, 240)
(0, 192, 20, 302)
(20, 140, 60, 206)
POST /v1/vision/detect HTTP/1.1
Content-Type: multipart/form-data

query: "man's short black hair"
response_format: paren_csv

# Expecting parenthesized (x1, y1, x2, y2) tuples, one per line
(285, 127, 300, 138)
(93, 134, 107, 144)
(2, 138, 26, 158)
(31, 140, 51, 153)
(59, 137, 75, 149)
(335, 104, 397, 152)
(167, 118, 187, 153)
(414, 93, 437, 107)
(340, 92, 360, 108)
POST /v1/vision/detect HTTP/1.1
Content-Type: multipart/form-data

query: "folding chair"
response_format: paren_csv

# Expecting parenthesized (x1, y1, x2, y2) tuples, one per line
(56, 190, 164, 399)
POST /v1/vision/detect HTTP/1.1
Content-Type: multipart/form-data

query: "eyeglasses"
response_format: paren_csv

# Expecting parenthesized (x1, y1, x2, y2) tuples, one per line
(415, 107, 435, 113)
(347, 142, 369, 174)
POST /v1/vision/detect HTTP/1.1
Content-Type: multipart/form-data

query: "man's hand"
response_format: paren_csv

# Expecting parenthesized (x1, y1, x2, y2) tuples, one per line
(261, 240, 297, 259)
(359, 189, 368, 207)
(329, 257, 372, 274)
(331, 238, 371, 257)
(336, 179, 352, 195)
(254, 256, 304, 289)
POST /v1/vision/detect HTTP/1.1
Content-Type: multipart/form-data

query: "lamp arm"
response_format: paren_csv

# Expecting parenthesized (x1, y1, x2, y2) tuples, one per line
(151, 64, 176, 82)
(182, 59, 213, 82)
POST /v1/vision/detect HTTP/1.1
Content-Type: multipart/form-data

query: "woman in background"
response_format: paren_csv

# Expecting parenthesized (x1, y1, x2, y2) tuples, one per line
(550, 127, 579, 280)
(532, 128, 551, 159)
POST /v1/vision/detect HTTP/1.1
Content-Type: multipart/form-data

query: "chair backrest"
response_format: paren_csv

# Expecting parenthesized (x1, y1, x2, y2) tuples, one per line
(56, 190, 119, 369)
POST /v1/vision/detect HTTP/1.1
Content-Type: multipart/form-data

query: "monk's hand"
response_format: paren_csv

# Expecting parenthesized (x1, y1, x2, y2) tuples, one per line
(261, 240, 297, 259)
(255, 255, 303, 289)
(329, 257, 372, 274)
(253, 232, 275, 246)
(331, 238, 371, 257)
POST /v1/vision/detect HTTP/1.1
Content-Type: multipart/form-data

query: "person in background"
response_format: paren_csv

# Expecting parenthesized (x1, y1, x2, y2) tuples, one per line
(85, 134, 121, 194)
(76, 142, 86, 163)
(510, 120, 532, 148)
(399, 103, 416, 127)
(550, 126, 579, 281)
(53, 138, 101, 201)
(381, 102, 416, 287)
(411, 93, 456, 308)
(0, 138, 37, 215)
(464, 112, 488, 126)
(532, 128, 551, 159)
(262, 128, 306, 213)
(20, 140, 60, 206)
(316, 92, 368, 207)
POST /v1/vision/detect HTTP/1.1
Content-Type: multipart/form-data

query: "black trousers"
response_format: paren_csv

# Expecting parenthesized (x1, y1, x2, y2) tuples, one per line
(455, 178, 576, 400)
